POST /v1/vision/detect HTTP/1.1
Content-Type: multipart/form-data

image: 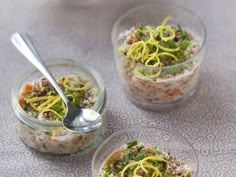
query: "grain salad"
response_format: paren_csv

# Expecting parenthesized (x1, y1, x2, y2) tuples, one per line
(16, 75, 100, 154)
(116, 16, 202, 105)
(19, 75, 97, 121)
(99, 140, 193, 177)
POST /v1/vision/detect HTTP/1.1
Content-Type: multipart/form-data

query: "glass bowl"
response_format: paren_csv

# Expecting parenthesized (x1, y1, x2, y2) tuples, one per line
(92, 126, 198, 177)
(111, 3, 206, 111)
(11, 58, 106, 155)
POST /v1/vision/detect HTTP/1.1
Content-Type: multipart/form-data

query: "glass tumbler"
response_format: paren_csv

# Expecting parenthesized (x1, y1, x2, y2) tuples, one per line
(112, 3, 206, 111)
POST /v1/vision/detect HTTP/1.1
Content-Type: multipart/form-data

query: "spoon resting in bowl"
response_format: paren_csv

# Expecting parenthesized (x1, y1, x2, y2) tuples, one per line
(11, 32, 102, 134)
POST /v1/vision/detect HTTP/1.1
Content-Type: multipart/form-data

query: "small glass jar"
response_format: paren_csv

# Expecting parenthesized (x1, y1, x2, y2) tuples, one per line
(112, 3, 206, 111)
(12, 58, 106, 155)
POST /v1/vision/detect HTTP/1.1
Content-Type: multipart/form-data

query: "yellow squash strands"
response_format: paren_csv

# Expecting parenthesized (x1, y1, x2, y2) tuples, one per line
(125, 16, 180, 78)
(121, 155, 168, 177)
(63, 76, 90, 91)
(24, 76, 90, 121)
(26, 95, 65, 121)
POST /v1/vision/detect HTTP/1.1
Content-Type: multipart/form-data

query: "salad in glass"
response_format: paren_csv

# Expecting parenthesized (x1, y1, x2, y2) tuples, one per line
(12, 58, 106, 155)
(100, 140, 193, 177)
(112, 4, 205, 111)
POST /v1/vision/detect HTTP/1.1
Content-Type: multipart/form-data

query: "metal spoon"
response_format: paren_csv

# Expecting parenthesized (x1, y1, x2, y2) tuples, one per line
(11, 32, 102, 133)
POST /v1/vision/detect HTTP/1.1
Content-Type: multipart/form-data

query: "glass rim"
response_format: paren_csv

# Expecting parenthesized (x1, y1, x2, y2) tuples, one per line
(111, 3, 207, 69)
(12, 58, 106, 127)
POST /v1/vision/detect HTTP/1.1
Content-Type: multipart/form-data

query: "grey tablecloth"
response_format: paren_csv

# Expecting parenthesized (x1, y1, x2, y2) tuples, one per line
(0, 0, 236, 176)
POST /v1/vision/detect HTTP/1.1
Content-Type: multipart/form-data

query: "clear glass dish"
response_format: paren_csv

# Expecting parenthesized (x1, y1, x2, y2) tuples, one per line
(111, 3, 206, 111)
(92, 126, 198, 177)
(11, 58, 106, 155)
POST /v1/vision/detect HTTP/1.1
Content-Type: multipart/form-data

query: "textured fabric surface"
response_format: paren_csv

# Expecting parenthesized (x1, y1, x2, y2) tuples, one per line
(0, 0, 236, 176)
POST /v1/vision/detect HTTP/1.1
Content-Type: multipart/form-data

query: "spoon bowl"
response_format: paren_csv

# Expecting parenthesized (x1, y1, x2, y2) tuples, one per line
(11, 32, 102, 133)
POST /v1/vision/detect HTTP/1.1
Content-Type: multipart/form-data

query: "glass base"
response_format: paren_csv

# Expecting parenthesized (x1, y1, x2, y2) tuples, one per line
(125, 86, 199, 112)
(16, 110, 108, 156)
(17, 132, 105, 156)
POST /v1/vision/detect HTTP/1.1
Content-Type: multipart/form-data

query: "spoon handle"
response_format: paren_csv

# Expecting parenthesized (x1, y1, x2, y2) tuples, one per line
(11, 32, 70, 104)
